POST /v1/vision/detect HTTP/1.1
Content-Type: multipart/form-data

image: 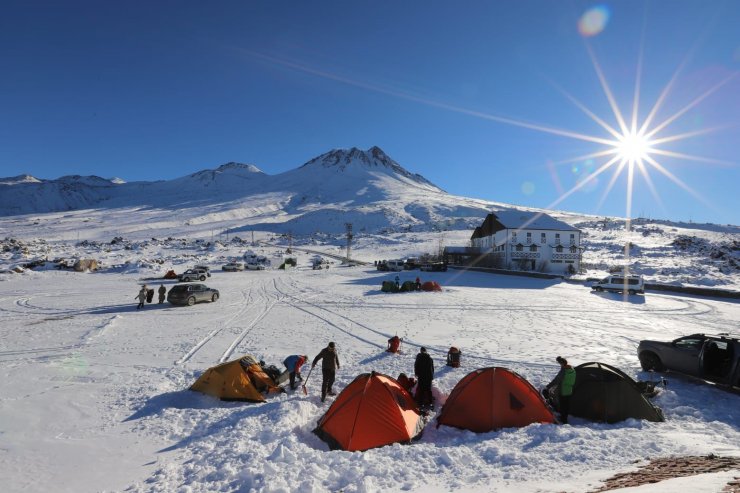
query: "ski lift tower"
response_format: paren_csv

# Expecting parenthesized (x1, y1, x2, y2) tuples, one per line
(345, 223, 353, 265)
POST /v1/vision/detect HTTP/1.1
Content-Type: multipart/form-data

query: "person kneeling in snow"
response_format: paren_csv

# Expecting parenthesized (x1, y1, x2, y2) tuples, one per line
(283, 354, 308, 390)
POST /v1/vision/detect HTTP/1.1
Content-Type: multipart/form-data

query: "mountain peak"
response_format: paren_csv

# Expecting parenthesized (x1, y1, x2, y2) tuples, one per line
(0, 174, 42, 185)
(215, 162, 264, 174)
(299, 146, 441, 190)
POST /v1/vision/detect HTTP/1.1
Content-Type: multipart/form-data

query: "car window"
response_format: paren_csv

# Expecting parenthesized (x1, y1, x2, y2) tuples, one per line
(673, 337, 704, 349)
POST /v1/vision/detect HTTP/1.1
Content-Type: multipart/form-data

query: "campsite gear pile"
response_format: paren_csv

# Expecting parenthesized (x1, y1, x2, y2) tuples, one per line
(446, 347, 461, 367)
(387, 336, 402, 353)
(381, 280, 442, 293)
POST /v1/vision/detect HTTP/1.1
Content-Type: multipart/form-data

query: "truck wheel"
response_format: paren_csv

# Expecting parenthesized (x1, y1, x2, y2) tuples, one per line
(639, 352, 663, 371)
(595, 286, 603, 292)
(187, 297, 196, 306)
(211, 293, 219, 302)
(199, 275, 206, 281)
(628, 289, 636, 295)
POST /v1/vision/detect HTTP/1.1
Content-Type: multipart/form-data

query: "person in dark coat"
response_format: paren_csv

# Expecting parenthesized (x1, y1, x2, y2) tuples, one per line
(312, 342, 340, 402)
(158, 284, 167, 304)
(414, 347, 435, 409)
(283, 354, 308, 390)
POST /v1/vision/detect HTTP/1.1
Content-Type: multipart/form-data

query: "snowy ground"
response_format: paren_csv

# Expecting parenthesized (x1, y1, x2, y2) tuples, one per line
(1, 244, 738, 493)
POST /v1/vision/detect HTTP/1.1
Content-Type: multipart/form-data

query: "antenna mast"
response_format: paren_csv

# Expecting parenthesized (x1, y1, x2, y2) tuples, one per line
(345, 223, 353, 264)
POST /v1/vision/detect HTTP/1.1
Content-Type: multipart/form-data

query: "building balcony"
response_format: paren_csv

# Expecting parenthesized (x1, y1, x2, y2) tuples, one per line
(551, 253, 580, 261)
(511, 251, 540, 259)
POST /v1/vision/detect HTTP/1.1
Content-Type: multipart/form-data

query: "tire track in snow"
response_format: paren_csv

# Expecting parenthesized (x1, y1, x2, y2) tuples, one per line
(218, 299, 278, 363)
(174, 286, 256, 366)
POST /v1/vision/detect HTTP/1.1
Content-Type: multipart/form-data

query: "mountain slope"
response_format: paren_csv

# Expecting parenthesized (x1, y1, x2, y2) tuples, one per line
(0, 147, 504, 235)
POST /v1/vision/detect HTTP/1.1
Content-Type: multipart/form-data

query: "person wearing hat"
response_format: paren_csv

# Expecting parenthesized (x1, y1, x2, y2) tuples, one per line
(283, 354, 309, 390)
(312, 342, 340, 402)
(545, 356, 576, 424)
(414, 347, 435, 409)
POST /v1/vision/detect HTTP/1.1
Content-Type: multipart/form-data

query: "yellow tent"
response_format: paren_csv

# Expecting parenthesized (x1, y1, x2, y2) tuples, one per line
(190, 355, 283, 402)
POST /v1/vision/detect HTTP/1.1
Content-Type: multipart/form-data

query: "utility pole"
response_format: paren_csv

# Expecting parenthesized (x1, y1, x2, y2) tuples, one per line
(345, 223, 353, 264)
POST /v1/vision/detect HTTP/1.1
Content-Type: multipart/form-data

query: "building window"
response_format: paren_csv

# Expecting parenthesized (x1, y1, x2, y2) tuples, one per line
(511, 232, 517, 243)
(555, 233, 560, 245)
(570, 233, 575, 245)
(526, 232, 532, 244)
(556, 245, 563, 253)
(516, 244, 523, 252)
(541, 233, 546, 244)
(529, 244, 538, 252)
(570, 245, 577, 253)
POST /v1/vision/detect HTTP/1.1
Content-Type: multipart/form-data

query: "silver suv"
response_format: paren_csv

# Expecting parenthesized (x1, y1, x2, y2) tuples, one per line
(637, 333, 740, 389)
(167, 284, 219, 306)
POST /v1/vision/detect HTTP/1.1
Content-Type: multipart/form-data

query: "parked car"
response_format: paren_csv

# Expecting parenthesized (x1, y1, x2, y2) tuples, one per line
(420, 262, 448, 272)
(637, 333, 740, 389)
(178, 268, 209, 282)
(376, 260, 389, 271)
(386, 259, 406, 272)
(246, 261, 266, 270)
(592, 274, 644, 295)
(167, 284, 220, 306)
(193, 265, 211, 277)
(404, 257, 420, 270)
(312, 258, 330, 270)
(222, 262, 245, 272)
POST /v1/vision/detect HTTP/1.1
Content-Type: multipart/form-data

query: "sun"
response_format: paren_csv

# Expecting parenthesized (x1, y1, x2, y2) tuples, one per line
(615, 130, 652, 163)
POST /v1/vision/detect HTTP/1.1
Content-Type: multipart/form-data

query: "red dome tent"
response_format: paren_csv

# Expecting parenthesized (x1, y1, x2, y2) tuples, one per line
(437, 367, 556, 432)
(314, 372, 424, 451)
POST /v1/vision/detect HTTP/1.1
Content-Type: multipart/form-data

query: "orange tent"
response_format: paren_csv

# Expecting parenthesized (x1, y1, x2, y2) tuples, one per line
(421, 281, 442, 291)
(437, 367, 556, 432)
(314, 372, 425, 451)
(190, 355, 283, 402)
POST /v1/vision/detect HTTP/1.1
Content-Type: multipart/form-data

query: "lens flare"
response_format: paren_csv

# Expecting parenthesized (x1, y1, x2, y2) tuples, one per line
(616, 131, 652, 162)
(521, 181, 535, 195)
(578, 6, 610, 37)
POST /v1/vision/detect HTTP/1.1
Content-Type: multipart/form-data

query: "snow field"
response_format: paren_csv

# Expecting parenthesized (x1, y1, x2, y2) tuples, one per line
(1, 258, 738, 492)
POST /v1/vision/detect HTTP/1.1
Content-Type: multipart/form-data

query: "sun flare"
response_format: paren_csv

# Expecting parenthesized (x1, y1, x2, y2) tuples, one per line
(615, 130, 652, 163)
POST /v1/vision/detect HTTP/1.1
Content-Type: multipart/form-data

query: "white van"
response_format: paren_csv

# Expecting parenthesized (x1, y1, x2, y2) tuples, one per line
(592, 275, 644, 295)
(387, 259, 406, 272)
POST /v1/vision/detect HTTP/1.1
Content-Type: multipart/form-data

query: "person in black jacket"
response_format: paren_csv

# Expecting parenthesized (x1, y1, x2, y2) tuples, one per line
(312, 342, 340, 402)
(414, 347, 434, 409)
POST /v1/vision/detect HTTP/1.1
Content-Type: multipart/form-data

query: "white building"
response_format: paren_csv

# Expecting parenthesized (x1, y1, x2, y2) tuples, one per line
(469, 210, 582, 274)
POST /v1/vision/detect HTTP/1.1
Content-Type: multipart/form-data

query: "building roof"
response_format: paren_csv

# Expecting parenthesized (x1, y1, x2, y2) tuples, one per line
(487, 210, 579, 232)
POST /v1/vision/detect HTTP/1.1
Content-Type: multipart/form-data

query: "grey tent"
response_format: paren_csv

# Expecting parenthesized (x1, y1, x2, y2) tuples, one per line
(556, 362, 664, 423)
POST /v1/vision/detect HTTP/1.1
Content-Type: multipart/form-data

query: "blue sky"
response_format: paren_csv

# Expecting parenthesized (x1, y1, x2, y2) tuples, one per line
(1, 1, 738, 224)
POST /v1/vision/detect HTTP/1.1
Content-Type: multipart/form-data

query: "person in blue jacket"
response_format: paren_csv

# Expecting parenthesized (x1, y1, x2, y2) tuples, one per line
(283, 354, 308, 390)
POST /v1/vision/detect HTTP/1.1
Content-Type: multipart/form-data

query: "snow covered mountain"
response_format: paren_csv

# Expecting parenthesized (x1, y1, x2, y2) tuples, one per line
(0, 147, 497, 235)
